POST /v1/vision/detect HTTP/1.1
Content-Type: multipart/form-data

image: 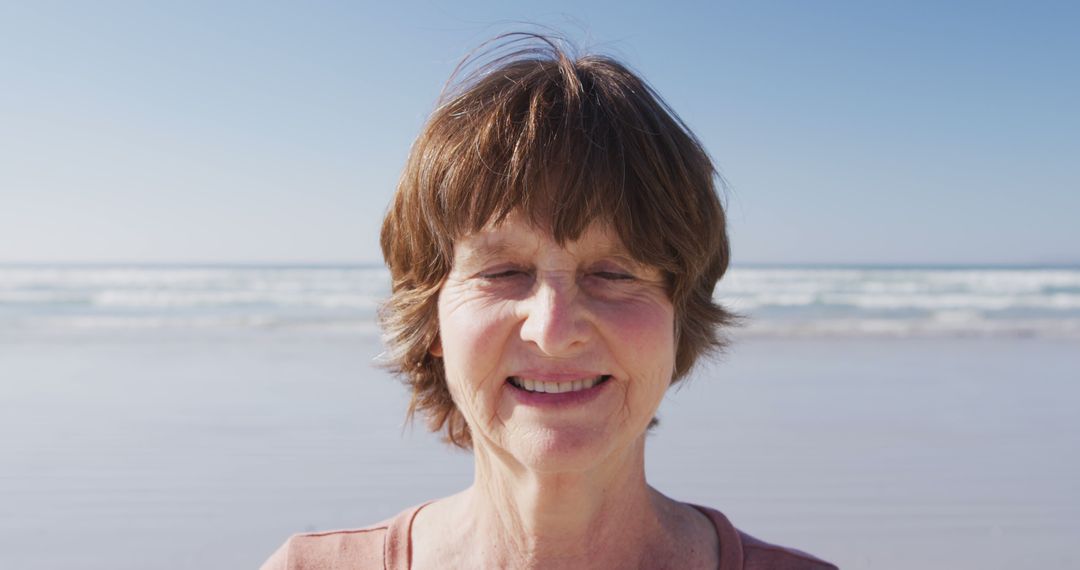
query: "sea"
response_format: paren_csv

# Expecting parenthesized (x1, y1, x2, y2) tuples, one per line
(2, 264, 1078, 569)
(3, 264, 1080, 338)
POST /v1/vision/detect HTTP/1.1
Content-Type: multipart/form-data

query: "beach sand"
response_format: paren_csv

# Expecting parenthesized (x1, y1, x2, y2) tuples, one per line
(1, 331, 1077, 569)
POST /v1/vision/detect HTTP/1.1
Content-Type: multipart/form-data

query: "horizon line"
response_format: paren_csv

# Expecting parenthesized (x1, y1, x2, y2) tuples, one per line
(1, 260, 1078, 270)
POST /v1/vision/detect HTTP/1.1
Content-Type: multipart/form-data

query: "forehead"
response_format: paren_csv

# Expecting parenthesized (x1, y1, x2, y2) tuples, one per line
(453, 213, 630, 263)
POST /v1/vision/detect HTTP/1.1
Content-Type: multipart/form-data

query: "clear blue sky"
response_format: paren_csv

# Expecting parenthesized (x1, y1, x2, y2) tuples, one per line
(2, 1, 1077, 265)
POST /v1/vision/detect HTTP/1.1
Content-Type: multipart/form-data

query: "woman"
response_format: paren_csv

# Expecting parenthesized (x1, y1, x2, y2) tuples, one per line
(263, 35, 836, 569)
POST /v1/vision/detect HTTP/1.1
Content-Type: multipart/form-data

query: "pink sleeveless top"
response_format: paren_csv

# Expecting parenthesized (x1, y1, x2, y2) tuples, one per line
(261, 502, 836, 569)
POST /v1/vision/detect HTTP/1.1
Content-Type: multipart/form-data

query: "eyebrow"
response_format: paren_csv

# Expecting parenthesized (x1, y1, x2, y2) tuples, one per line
(456, 238, 654, 274)
(455, 240, 516, 268)
(600, 252, 651, 270)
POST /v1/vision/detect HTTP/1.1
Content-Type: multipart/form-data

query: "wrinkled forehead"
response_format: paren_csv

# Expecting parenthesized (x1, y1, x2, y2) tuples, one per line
(453, 211, 631, 262)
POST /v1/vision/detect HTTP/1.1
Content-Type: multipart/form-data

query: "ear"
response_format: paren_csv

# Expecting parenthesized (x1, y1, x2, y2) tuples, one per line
(429, 337, 443, 357)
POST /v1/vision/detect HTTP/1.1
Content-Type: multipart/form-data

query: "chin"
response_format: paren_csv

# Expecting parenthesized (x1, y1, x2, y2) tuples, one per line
(503, 422, 635, 474)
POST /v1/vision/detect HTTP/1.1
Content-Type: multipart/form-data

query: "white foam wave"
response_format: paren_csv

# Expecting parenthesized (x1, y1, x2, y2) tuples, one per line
(4, 265, 1080, 338)
(739, 317, 1080, 339)
(89, 290, 382, 309)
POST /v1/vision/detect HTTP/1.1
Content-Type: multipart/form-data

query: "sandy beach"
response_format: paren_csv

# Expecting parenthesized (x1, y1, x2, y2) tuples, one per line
(2, 329, 1077, 569)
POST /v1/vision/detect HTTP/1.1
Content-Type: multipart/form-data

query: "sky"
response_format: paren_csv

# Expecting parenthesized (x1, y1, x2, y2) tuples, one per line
(1, 1, 1077, 266)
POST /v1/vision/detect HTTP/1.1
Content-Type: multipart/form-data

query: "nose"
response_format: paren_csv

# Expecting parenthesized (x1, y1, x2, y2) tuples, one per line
(518, 277, 589, 357)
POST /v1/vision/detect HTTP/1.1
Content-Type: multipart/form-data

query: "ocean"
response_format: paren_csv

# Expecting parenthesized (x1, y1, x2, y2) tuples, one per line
(1, 264, 1078, 569)
(3, 264, 1080, 338)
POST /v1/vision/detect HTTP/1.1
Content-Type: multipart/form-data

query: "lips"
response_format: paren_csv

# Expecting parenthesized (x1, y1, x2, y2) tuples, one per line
(507, 375, 611, 394)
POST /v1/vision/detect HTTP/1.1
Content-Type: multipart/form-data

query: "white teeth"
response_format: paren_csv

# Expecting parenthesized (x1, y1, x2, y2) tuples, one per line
(512, 376, 605, 394)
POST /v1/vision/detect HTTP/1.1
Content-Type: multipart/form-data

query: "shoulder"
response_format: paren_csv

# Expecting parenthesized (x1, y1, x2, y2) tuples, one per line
(689, 504, 837, 570)
(737, 530, 838, 570)
(260, 502, 426, 570)
(259, 520, 391, 570)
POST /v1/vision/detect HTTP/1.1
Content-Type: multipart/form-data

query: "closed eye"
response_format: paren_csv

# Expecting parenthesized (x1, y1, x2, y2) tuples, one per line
(480, 269, 528, 279)
(592, 271, 634, 281)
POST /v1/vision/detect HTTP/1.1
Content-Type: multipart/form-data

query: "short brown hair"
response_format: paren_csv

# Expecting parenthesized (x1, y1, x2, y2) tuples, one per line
(380, 34, 736, 448)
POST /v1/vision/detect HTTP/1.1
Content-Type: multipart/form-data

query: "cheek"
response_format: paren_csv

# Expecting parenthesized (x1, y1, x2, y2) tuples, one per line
(438, 299, 518, 388)
(598, 300, 676, 370)
(597, 300, 675, 429)
(437, 299, 522, 434)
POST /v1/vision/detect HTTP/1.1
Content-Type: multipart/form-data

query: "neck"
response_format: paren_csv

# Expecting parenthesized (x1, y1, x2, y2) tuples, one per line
(410, 436, 719, 569)
(437, 436, 682, 569)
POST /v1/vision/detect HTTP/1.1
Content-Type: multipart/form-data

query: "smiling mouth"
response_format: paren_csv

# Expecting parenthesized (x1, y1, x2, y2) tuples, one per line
(507, 375, 611, 394)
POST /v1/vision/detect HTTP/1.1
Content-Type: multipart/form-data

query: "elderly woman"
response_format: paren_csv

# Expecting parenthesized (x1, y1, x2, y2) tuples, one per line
(263, 35, 835, 570)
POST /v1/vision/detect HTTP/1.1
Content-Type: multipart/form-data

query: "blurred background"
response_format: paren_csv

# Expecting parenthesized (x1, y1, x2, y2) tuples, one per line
(1, 2, 1077, 569)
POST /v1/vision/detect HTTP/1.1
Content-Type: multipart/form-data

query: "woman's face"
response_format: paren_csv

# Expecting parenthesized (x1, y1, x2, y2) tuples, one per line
(434, 212, 676, 471)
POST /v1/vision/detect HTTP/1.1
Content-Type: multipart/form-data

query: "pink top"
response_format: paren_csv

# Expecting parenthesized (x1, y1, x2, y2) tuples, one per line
(261, 502, 836, 569)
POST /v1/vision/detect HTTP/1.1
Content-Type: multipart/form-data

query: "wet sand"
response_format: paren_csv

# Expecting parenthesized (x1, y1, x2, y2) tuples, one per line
(1, 332, 1077, 569)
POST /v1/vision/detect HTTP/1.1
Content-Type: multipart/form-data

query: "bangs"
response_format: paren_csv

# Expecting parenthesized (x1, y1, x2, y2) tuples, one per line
(441, 58, 633, 250)
(419, 52, 713, 279)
